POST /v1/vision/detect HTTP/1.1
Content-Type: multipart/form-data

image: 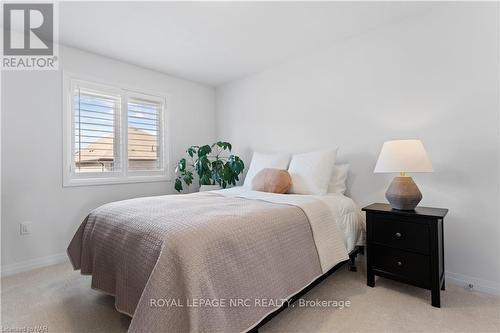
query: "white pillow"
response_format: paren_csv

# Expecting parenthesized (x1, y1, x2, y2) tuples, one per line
(327, 164, 350, 194)
(288, 150, 337, 195)
(243, 152, 291, 187)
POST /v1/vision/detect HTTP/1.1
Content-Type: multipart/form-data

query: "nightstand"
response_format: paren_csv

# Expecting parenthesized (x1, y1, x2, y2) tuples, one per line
(362, 203, 448, 307)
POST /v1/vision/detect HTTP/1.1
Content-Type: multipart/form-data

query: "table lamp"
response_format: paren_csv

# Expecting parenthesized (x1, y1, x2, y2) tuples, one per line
(374, 139, 433, 210)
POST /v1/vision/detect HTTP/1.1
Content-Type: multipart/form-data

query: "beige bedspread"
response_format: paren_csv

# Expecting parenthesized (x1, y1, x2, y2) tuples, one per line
(67, 191, 346, 332)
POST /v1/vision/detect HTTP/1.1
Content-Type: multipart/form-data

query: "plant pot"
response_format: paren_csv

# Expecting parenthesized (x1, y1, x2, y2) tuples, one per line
(199, 185, 222, 192)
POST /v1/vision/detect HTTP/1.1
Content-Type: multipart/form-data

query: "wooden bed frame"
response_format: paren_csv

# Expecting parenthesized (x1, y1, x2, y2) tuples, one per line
(248, 245, 365, 333)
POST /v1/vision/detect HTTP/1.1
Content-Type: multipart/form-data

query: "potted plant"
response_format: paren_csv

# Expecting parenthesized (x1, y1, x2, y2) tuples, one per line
(174, 141, 245, 192)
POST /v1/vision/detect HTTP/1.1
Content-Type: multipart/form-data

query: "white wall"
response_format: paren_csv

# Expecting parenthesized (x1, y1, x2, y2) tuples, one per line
(1, 46, 215, 273)
(216, 3, 500, 293)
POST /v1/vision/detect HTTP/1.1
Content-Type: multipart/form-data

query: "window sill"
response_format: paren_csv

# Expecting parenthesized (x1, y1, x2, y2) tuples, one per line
(63, 174, 171, 187)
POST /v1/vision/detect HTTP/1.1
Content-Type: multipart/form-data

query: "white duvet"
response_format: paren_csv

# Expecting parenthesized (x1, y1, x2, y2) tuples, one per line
(214, 187, 365, 273)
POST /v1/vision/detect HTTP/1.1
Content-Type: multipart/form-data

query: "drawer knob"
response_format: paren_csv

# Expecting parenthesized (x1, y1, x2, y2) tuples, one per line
(397, 260, 403, 266)
(395, 232, 402, 238)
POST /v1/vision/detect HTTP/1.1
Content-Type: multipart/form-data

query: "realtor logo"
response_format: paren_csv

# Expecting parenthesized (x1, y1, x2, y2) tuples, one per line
(2, 2, 58, 70)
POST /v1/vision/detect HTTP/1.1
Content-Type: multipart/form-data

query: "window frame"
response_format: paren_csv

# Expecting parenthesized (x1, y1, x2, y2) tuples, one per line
(63, 73, 171, 187)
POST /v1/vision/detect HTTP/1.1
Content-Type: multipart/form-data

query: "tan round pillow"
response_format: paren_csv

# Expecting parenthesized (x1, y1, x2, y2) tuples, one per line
(251, 168, 292, 194)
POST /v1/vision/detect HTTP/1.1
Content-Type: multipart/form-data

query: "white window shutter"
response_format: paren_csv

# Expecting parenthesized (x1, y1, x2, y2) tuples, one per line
(127, 98, 163, 172)
(73, 87, 121, 173)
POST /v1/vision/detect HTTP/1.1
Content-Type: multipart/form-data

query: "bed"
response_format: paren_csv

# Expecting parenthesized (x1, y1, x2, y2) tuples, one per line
(67, 187, 365, 333)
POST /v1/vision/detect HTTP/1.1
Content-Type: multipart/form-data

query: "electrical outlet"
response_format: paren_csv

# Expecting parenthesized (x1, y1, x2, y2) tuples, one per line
(20, 222, 32, 235)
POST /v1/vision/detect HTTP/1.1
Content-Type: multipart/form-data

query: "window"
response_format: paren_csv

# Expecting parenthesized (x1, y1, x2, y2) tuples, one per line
(64, 76, 169, 186)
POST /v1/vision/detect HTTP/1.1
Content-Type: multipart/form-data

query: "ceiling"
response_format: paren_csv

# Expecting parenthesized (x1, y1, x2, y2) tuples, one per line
(60, 2, 436, 87)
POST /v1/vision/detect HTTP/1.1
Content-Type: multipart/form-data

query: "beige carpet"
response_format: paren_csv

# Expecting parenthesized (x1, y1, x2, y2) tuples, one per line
(1, 258, 499, 333)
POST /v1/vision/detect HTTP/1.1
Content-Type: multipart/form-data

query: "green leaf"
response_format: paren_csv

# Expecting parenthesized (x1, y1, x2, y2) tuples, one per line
(194, 155, 208, 176)
(199, 174, 211, 185)
(216, 141, 232, 151)
(213, 141, 232, 152)
(197, 145, 212, 157)
(177, 158, 186, 173)
(183, 171, 193, 186)
(227, 155, 244, 174)
(187, 146, 197, 158)
(212, 159, 224, 170)
(174, 178, 183, 192)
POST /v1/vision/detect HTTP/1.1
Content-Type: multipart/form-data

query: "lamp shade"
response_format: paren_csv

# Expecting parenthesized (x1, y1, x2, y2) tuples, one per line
(374, 139, 433, 173)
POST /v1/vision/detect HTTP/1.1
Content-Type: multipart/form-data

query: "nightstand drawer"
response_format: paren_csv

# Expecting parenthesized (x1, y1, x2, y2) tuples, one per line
(372, 245, 430, 287)
(372, 218, 429, 254)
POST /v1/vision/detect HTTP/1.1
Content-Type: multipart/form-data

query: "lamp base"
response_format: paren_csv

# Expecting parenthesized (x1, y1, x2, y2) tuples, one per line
(385, 176, 422, 211)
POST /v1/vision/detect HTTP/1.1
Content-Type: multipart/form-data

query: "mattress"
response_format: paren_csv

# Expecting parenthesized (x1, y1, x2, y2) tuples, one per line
(317, 193, 366, 252)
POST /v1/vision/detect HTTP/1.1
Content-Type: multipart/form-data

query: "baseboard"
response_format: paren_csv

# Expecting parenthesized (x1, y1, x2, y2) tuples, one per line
(446, 271, 500, 296)
(1, 252, 69, 277)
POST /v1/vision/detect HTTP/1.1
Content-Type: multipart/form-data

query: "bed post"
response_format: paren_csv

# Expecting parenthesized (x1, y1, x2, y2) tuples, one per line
(348, 245, 364, 272)
(348, 254, 357, 272)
